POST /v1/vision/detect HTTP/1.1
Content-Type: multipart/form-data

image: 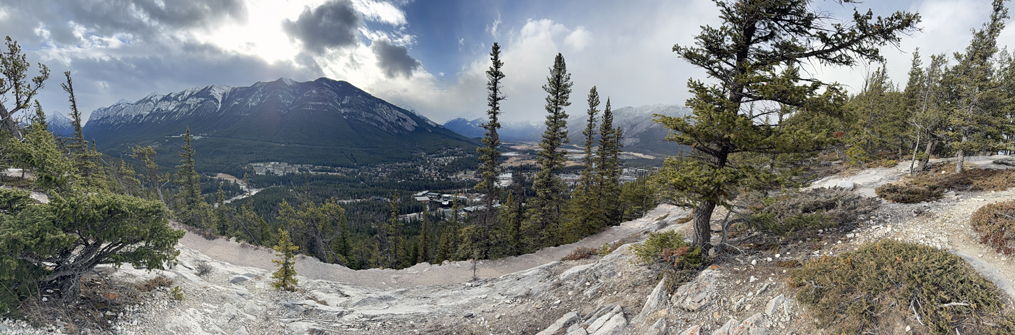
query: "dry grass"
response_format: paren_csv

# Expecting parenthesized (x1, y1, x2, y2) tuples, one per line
(560, 246, 598, 261)
(741, 188, 879, 235)
(877, 168, 1015, 204)
(134, 275, 174, 292)
(195, 261, 213, 277)
(18, 273, 146, 333)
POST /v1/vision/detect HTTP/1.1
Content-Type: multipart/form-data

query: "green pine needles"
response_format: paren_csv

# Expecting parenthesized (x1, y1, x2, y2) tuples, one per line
(654, 0, 920, 250)
(271, 229, 299, 292)
(524, 52, 572, 249)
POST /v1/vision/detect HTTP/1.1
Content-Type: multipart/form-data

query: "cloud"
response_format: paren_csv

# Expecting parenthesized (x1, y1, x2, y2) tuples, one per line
(488, 12, 502, 38)
(351, 0, 407, 25)
(371, 39, 421, 78)
(283, 0, 361, 54)
(60, 0, 246, 41)
(564, 27, 591, 52)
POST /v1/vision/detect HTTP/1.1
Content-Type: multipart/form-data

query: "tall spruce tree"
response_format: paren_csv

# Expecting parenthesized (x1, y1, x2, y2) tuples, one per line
(563, 86, 602, 242)
(905, 52, 949, 173)
(947, 0, 1009, 172)
(524, 53, 572, 250)
(61, 72, 103, 190)
(175, 127, 207, 227)
(387, 191, 401, 268)
(418, 206, 432, 264)
(596, 98, 623, 225)
(844, 67, 907, 164)
(655, 0, 919, 249)
(474, 42, 506, 258)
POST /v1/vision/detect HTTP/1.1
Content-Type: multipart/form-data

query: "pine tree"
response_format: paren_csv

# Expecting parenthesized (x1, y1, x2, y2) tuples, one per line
(271, 229, 299, 292)
(656, 0, 919, 249)
(946, 0, 1009, 172)
(524, 53, 572, 249)
(61, 71, 102, 190)
(32, 101, 46, 130)
(131, 145, 168, 204)
(215, 183, 229, 235)
(905, 51, 949, 173)
(387, 191, 401, 268)
(0, 36, 49, 142)
(844, 67, 907, 164)
(474, 42, 506, 258)
(563, 86, 602, 242)
(596, 98, 623, 225)
(175, 127, 207, 227)
(506, 191, 523, 255)
(418, 206, 431, 264)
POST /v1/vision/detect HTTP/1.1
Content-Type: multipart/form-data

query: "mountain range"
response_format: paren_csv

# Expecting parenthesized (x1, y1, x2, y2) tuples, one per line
(83, 78, 476, 172)
(443, 104, 690, 158)
(47, 112, 75, 138)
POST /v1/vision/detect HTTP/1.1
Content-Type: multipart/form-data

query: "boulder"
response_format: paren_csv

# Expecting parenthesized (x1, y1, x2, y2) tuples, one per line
(537, 311, 580, 335)
(673, 269, 719, 311)
(636, 277, 670, 321)
(764, 294, 784, 316)
(713, 313, 768, 335)
(587, 306, 623, 333)
(590, 312, 627, 335)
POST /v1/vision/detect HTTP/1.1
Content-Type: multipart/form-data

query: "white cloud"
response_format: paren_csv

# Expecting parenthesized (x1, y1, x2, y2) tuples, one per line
(351, 0, 407, 25)
(488, 12, 502, 38)
(563, 27, 591, 52)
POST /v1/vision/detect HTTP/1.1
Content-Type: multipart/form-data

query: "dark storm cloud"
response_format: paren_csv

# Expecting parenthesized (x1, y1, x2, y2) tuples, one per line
(69, 0, 246, 31)
(371, 39, 420, 78)
(283, 0, 361, 54)
(1, 0, 246, 46)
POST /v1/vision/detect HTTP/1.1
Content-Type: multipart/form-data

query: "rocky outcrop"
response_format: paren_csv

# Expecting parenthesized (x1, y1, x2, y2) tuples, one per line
(672, 269, 720, 311)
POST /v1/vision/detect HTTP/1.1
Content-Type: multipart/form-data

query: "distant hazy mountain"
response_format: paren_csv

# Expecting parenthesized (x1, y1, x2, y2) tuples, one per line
(567, 104, 691, 158)
(442, 118, 543, 142)
(84, 78, 476, 171)
(47, 112, 75, 138)
(444, 104, 690, 158)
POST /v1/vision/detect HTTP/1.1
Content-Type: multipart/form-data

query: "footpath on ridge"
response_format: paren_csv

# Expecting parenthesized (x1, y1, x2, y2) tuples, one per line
(176, 204, 690, 289)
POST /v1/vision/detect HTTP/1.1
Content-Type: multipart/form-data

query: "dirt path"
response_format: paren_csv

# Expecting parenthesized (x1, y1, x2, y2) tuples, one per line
(812, 155, 1015, 300)
(176, 204, 689, 289)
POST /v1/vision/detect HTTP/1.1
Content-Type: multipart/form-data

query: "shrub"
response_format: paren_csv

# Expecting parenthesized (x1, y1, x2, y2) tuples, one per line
(790, 240, 1015, 334)
(169, 286, 184, 301)
(631, 231, 702, 270)
(875, 183, 942, 203)
(560, 246, 598, 261)
(135, 276, 174, 292)
(743, 188, 879, 235)
(970, 200, 1015, 255)
(598, 241, 622, 257)
(877, 169, 1015, 203)
(195, 261, 213, 277)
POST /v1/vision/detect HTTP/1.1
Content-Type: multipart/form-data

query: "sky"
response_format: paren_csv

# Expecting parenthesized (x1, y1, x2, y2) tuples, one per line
(0, 0, 1013, 124)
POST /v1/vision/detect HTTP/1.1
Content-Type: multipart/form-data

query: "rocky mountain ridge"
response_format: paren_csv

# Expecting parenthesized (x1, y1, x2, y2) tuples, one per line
(82, 78, 475, 169)
(443, 104, 691, 158)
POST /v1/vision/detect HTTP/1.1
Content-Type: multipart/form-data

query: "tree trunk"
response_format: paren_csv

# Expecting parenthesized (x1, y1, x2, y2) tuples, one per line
(693, 201, 716, 249)
(956, 131, 967, 173)
(917, 139, 936, 172)
(0, 104, 25, 142)
(909, 131, 921, 175)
